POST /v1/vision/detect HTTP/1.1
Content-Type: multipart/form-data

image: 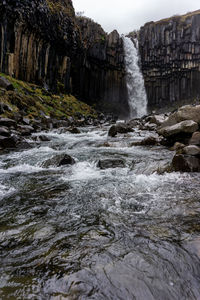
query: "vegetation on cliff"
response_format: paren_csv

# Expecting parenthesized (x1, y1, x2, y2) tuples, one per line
(0, 73, 97, 121)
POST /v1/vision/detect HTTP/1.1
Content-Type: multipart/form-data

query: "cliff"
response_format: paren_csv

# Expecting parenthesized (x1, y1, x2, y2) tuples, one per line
(74, 17, 128, 117)
(139, 10, 200, 109)
(0, 0, 128, 117)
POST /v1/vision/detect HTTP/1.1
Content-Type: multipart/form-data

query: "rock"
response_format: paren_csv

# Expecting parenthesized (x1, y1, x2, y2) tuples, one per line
(17, 125, 34, 136)
(172, 154, 200, 172)
(0, 76, 14, 90)
(0, 102, 12, 113)
(108, 123, 133, 137)
(97, 159, 125, 169)
(0, 127, 10, 137)
(189, 132, 200, 146)
(180, 145, 200, 156)
(158, 120, 198, 138)
(97, 142, 112, 148)
(0, 135, 17, 148)
(22, 117, 31, 125)
(160, 105, 200, 128)
(42, 154, 75, 168)
(38, 135, 50, 142)
(147, 114, 167, 126)
(143, 122, 157, 131)
(69, 127, 81, 134)
(170, 142, 185, 151)
(0, 118, 16, 127)
(131, 136, 159, 146)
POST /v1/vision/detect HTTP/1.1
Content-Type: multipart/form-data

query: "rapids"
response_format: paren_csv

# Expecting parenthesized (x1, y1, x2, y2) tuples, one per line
(0, 125, 200, 299)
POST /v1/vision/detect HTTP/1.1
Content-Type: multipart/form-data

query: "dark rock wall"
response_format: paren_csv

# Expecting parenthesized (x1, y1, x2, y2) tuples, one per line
(139, 11, 200, 109)
(74, 18, 128, 117)
(0, 0, 81, 92)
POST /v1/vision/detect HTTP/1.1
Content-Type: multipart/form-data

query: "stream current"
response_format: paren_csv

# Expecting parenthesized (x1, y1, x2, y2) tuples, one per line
(1, 125, 200, 299)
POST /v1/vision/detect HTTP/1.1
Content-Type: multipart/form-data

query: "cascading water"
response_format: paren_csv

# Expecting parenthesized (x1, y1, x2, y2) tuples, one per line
(123, 36, 147, 118)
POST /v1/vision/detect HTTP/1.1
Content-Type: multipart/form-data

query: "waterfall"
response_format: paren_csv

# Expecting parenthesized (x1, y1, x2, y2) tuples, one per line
(122, 36, 147, 118)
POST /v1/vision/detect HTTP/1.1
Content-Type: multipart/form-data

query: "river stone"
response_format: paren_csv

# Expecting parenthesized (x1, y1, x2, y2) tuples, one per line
(69, 127, 81, 134)
(42, 154, 75, 168)
(170, 142, 185, 151)
(0, 127, 10, 137)
(0, 135, 17, 148)
(97, 159, 125, 169)
(0, 118, 16, 127)
(17, 125, 34, 136)
(172, 154, 200, 172)
(189, 132, 200, 146)
(147, 114, 167, 126)
(158, 120, 198, 138)
(180, 145, 200, 156)
(108, 123, 133, 137)
(131, 136, 159, 146)
(160, 105, 200, 128)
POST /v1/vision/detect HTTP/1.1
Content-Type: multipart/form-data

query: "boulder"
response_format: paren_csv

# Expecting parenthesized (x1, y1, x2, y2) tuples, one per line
(158, 120, 198, 138)
(0, 127, 10, 137)
(108, 123, 133, 137)
(0, 76, 14, 90)
(38, 135, 50, 142)
(69, 127, 81, 134)
(180, 145, 200, 156)
(131, 136, 159, 146)
(0, 102, 12, 113)
(0, 135, 17, 148)
(189, 132, 200, 146)
(147, 114, 167, 126)
(172, 154, 200, 172)
(97, 159, 125, 169)
(42, 154, 75, 168)
(0, 118, 16, 127)
(17, 125, 34, 136)
(160, 105, 200, 128)
(170, 142, 185, 151)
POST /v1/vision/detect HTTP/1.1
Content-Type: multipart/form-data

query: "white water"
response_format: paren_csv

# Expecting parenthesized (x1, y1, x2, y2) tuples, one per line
(123, 36, 147, 118)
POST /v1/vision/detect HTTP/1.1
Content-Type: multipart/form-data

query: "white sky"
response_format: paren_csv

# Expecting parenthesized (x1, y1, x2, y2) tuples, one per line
(73, 0, 200, 34)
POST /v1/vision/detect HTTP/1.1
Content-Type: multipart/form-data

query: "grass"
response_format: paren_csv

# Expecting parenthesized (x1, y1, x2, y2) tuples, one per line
(0, 73, 97, 120)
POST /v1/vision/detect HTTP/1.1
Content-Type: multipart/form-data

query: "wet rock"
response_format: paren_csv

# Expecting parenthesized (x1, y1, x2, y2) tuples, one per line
(131, 136, 159, 146)
(69, 127, 81, 134)
(16, 140, 33, 150)
(97, 159, 125, 169)
(0, 135, 17, 148)
(0, 76, 14, 90)
(38, 135, 50, 142)
(189, 132, 200, 146)
(160, 105, 200, 128)
(0, 118, 16, 128)
(180, 145, 200, 156)
(0, 127, 10, 137)
(172, 154, 200, 172)
(170, 142, 185, 151)
(158, 120, 198, 138)
(97, 142, 112, 148)
(127, 119, 140, 128)
(42, 154, 75, 168)
(147, 114, 167, 126)
(108, 123, 133, 137)
(22, 117, 31, 125)
(17, 125, 34, 136)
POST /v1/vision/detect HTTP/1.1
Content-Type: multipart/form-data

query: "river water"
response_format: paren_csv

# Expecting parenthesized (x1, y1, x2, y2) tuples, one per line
(0, 125, 200, 299)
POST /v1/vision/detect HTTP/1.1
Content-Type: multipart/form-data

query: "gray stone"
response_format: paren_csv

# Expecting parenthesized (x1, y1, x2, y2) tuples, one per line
(158, 120, 198, 138)
(181, 145, 200, 156)
(97, 159, 125, 169)
(172, 154, 200, 172)
(0, 76, 14, 90)
(0, 118, 16, 127)
(189, 131, 200, 146)
(42, 154, 75, 168)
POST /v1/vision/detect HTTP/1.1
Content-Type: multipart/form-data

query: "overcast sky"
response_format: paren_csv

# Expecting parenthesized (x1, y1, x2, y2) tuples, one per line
(73, 0, 200, 34)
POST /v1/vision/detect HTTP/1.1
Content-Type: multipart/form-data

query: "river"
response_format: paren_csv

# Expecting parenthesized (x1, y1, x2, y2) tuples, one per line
(0, 125, 200, 299)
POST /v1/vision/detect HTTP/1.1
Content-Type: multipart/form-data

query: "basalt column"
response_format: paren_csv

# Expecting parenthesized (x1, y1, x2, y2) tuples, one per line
(139, 11, 200, 109)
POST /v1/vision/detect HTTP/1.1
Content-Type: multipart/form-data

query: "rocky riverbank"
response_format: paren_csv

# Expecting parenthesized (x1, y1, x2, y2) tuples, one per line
(0, 73, 116, 151)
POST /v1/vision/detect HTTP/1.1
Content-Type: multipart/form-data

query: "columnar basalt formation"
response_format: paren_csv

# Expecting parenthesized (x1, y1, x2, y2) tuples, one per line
(0, 0, 81, 92)
(0, 0, 128, 117)
(139, 11, 200, 109)
(74, 18, 128, 116)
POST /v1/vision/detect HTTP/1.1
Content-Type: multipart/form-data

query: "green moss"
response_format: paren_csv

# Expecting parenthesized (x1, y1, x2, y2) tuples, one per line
(0, 73, 97, 120)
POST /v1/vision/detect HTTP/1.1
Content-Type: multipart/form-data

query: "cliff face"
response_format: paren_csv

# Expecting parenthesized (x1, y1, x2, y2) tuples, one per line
(0, 0, 128, 117)
(0, 0, 81, 92)
(139, 10, 200, 108)
(73, 18, 128, 117)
